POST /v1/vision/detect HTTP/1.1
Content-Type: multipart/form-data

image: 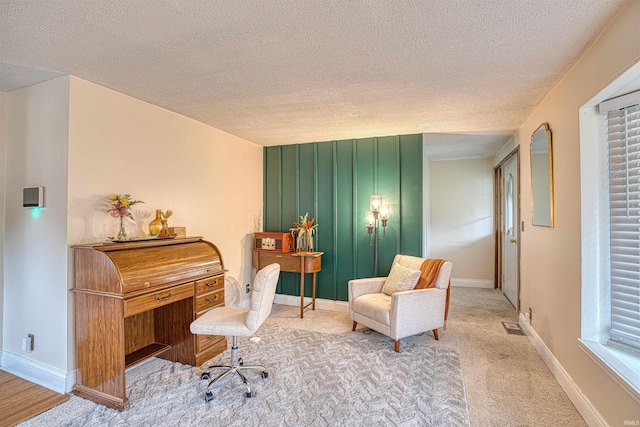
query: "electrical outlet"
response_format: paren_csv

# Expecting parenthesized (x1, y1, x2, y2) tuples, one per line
(22, 334, 34, 352)
(246, 284, 251, 293)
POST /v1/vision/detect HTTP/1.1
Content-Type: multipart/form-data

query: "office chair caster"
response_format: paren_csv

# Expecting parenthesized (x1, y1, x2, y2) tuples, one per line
(201, 372, 210, 380)
(205, 391, 214, 402)
(246, 391, 254, 398)
(261, 371, 268, 378)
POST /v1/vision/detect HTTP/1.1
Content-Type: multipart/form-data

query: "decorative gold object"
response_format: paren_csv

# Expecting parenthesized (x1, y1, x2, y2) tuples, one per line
(149, 209, 163, 236)
(158, 210, 173, 237)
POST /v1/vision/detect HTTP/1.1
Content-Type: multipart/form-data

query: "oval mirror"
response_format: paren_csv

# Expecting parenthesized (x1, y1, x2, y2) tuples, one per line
(530, 123, 554, 227)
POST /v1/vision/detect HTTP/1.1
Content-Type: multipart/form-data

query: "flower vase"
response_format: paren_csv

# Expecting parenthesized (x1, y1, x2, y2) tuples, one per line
(296, 232, 314, 252)
(117, 216, 127, 241)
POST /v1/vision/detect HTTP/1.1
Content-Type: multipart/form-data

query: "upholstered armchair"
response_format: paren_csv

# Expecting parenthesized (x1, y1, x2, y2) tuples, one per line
(348, 255, 452, 352)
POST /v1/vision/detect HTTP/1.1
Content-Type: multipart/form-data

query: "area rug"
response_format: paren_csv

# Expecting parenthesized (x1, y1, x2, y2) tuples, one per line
(20, 324, 469, 426)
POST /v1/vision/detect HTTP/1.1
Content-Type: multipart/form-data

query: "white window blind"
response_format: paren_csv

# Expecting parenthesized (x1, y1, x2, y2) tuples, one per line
(608, 102, 640, 351)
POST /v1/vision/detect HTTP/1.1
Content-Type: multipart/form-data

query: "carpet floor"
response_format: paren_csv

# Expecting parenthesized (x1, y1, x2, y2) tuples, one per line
(17, 287, 585, 426)
(18, 324, 469, 427)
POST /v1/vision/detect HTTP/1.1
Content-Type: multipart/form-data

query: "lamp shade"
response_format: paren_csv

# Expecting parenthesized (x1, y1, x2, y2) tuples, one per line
(379, 205, 389, 220)
(370, 195, 382, 211)
(365, 211, 375, 227)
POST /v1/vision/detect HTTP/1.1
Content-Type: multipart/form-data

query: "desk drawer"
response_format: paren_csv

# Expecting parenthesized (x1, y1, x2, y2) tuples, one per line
(195, 275, 224, 295)
(124, 283, 194, 318)
(259, 253, 301, 272)
(196, 333, 225, 353)
(196, 288, 225, 313)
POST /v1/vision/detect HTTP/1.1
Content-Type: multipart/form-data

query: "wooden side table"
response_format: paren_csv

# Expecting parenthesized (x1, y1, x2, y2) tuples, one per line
(252, 251, 323, 318)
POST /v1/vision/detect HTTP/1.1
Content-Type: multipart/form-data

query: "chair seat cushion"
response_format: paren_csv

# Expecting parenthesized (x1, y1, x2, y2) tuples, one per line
(190, 306, 253, 337)
(351, 293, 392, 326)
(381, 263, 421, 296)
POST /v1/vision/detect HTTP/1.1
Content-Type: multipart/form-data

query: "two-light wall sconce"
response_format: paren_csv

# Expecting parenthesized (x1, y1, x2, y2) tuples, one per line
(366, 195, 389, 277)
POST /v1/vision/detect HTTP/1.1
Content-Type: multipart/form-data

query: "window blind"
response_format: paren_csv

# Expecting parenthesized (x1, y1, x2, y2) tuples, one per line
(608, 102, 640, 351)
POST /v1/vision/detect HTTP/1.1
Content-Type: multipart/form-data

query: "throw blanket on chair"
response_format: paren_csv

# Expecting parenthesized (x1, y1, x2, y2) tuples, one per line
(415, 258, 451, 320)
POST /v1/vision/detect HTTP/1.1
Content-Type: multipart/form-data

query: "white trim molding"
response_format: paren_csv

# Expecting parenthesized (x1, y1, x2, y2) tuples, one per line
(274, 294, 350, 313)
(450, 278, 494, 289)
(578, 339, 640, 405)
(519, 314, 605, 427)
(1, 350, 75, 394)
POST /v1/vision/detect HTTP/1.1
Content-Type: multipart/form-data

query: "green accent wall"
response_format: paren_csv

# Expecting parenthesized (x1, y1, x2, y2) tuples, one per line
(263, 134, 423, 301)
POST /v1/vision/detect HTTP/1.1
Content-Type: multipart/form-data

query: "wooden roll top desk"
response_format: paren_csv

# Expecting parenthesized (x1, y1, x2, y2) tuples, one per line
(72, 237, 227, 411)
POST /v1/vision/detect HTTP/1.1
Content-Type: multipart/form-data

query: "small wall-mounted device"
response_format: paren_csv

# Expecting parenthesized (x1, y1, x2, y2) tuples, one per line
(23, 187, 44, 208)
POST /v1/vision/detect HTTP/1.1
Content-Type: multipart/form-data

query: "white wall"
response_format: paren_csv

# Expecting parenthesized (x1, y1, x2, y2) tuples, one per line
(4, 78, 70, 378)
(0, 91, 6, 351)
(429, 158, 494, 286)
(503, 1, 640, 423)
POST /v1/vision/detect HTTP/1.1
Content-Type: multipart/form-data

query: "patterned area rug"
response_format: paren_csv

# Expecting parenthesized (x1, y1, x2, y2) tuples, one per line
(21, 324, 469, 426)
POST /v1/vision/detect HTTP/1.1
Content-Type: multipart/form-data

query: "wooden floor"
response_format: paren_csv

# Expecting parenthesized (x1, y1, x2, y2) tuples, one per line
(0, 370, 69, 427)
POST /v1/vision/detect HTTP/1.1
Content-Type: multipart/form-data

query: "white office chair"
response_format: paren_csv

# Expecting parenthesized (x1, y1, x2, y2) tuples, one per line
(190, 263, 280, 401)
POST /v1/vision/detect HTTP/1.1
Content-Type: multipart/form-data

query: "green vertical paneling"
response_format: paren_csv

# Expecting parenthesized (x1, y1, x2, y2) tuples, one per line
(376, 136, 400, 277)
(263, 134, 422, 302)
(335, 139, 354, 301)
(355, 138, 376, 278)
(264, 147, 282, 232)
(280, 145, 300, 296)
(316, 141, 335, 299)
(399, 134, 423, 256)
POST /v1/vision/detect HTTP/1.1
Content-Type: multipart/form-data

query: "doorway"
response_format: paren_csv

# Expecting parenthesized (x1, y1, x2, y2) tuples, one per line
(495, 149, 520, 310)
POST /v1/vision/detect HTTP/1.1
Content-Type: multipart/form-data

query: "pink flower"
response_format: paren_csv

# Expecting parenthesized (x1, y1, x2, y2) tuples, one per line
(110, 209, 120, 218)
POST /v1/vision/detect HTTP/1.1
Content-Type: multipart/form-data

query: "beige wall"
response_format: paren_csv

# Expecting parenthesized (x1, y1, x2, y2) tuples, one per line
(4, 77, 71, 376)
(67, 77, 263, 293)
(0, 91, 6, 350)
(507, 1, 640, 423)
(429, 158, 494, 284)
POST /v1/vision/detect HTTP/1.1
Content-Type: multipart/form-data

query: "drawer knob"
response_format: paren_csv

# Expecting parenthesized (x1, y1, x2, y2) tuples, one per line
(205, 279, 218, 287)
(155, 291, 173, 301)
(205, 295, 219, 302)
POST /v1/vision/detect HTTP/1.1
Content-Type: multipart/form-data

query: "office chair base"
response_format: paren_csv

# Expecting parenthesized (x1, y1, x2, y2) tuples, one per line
(199, 336, 268, 402)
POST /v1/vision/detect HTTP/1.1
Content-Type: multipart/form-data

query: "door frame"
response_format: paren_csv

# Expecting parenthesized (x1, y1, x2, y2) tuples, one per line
(494, 147, 521, 309)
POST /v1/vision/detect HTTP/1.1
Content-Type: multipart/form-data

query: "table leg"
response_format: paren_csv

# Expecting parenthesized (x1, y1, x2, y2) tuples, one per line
(300, 256, 305, 318)
(312, 272, 316, 310)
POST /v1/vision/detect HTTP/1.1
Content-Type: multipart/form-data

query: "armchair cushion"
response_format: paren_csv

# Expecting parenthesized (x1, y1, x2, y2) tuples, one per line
(351, 293, 392, 326)
(381, 264, 421, 296)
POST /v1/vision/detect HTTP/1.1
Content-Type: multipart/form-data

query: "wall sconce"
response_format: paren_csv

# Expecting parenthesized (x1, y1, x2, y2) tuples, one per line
(366, 195, 389, 277)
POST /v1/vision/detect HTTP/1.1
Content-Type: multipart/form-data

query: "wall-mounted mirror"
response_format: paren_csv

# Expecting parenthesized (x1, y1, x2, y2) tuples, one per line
(530, 123, 554, 227)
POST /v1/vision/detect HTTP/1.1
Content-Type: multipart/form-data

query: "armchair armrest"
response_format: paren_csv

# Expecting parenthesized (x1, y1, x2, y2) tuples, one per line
(390, 288, 447, 340)
(348, 277, 386, 302)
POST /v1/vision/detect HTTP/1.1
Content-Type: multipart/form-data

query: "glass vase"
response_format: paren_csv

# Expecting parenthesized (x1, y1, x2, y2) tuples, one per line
(117, 216, 127, 241)
(149, 209, 163, 236)
(296, 232, 314, 252)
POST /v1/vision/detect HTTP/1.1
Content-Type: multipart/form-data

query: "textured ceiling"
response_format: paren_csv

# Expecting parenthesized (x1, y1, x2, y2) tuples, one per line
(0, 0, 627, 151)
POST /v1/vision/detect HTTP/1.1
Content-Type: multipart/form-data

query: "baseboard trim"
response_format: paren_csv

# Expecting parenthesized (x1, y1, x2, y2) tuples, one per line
(450, 278, 494, 288)
(518, 314, 605, 426)
(1, 350, 75, 394)
(273, 294, 349, 313)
